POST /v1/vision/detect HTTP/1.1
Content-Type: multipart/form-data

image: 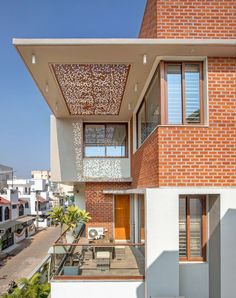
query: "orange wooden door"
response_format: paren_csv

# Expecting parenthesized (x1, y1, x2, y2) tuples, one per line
(140, 195, 145, 240)
(115, 195, 130, 240)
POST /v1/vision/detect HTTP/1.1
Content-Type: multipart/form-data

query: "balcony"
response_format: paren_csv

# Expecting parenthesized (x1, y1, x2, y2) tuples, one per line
(49, 229, 144, 282)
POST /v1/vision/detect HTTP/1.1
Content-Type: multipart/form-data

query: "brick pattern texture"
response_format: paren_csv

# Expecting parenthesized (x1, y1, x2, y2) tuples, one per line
(85, 182, 131, 238)
(140, 0, 236, 39)
(132, 58, 236, 188)
(132, 128, 159, 188)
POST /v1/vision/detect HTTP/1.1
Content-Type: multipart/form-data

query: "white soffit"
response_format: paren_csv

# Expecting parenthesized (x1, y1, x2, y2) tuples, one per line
(13, 38, 236, 120)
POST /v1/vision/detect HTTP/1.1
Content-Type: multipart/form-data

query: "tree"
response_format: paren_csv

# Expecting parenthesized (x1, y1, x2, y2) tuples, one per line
(48, 206, 65, 235)
(2, 273, 50, 298)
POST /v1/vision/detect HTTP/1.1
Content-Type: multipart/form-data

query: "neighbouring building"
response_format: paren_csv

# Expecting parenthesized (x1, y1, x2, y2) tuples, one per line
(31, 170, 51, 180)
(13, 1, 236, 298)
(7, 178, 54, 228)
(0, 164, 13, 190)
(0, 189, 35, 250)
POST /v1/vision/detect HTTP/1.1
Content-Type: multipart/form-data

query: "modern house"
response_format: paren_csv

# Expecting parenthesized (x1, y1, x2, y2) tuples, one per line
(13, 0, 235, 297)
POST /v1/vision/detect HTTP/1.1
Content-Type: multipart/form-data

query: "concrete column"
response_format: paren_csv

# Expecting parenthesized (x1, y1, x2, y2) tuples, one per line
(145, 188, 179, 298)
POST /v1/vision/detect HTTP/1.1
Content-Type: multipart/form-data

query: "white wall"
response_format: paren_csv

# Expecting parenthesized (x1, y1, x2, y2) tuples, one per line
(145, 188, 179, 298)
(179, 263, 209, 298)
(74, 184, 85, 209)
(50, 115, 131, 183)
(145, 187, 236, 298)
(220, 190, 236, 298)
(11, 207, 18, 220)
(51, 280, 144, 298)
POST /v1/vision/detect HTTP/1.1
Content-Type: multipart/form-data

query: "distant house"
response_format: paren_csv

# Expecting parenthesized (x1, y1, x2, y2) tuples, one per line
(0, 164, 13, 190)
(0, 190, 35, 250)
(13, 0, 236, 298)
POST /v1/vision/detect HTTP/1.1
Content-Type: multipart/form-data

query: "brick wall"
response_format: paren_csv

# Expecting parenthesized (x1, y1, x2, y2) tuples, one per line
(85, 182, 131, 238)
(139, 0, 157, 38)
(140, 0, 236, 39)
(158, 58, 236, 186)
(132, 58, 236, 187)
(132, 128, 159, 188)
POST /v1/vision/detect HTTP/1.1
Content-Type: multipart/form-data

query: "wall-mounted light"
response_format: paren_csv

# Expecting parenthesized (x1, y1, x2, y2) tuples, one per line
(55, 101, 59, 112)
(128, 103, 131, 111)
(143, 54, 147, 65)
(31, 54, 36, 64)
(45, 83, 49, 93)
(134, 83, 138, 93)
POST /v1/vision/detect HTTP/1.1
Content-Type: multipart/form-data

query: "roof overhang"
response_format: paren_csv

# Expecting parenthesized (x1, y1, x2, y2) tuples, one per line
(13, 38, 236, 120)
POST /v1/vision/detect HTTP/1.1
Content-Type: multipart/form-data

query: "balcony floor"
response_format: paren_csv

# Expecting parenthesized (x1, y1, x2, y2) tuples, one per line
(61, 241, 145, 277)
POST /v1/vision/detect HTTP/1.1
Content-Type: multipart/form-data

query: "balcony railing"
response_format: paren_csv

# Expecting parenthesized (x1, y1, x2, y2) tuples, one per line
(49, 230, 145, 281)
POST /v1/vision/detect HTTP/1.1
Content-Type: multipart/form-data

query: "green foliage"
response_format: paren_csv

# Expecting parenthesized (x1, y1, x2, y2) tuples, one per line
(49, 206, 91, 234)
(48, 206, 65, 235)
(1, 273, 50, 298)
(63, 206, 91, 232)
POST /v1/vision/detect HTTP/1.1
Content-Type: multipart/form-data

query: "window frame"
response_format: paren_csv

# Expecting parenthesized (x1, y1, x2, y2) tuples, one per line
(83, 123, 128, 158)
(164, 61, 204, 125)
(179, 195, 207, 262)
(136, 66, 161, 148)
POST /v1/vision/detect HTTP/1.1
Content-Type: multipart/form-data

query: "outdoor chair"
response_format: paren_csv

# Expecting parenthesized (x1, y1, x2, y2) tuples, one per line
(96, 251, 110, 270)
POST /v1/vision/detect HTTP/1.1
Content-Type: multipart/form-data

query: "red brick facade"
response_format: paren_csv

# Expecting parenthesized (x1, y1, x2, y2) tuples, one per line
(132, 58, 236, 188)
(85, 182, 131, 238)
(132, 128, 159, 188)
(140, 0, 236, 39)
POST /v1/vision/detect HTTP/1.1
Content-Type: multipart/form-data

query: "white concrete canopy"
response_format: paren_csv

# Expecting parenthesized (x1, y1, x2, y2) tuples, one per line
(13, 38, 236, 120)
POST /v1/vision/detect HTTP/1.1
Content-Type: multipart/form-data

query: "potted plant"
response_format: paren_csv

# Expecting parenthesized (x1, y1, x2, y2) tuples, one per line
(64, 206, 91, 243)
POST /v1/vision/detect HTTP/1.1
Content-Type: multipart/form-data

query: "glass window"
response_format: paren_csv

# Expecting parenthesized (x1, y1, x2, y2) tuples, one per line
(185, 64, 201, 123)
(167, 64, 182, 124)
(19, 204, 24, 216)
(137, 66, 160, 147)
(166, 62, 202, 125)
(84, 123, 127, 157)
(4, 207, 10, 221)
(137, 103, 146, 148)
(179, 196, 206, 261)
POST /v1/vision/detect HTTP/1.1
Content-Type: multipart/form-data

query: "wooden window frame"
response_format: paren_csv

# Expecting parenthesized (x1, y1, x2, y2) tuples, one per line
(164, 61, 204, 125)
(179, 195, 207, 262)
(83, 123, 128, 158)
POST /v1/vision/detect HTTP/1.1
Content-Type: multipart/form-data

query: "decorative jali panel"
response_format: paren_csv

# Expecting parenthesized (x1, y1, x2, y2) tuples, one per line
(52, 64, 130, 115)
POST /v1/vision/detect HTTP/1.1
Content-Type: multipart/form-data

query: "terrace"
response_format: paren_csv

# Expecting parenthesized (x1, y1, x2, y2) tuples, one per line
(49, 226, 145, 281)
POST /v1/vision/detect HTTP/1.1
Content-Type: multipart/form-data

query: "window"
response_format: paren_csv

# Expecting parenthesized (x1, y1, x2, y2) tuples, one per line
(19, 204, 24, 216)
(179, 195, 206, 261)
(137, 66, 161, 147)
(12, 204, 17, 209)
(165, 62, 203, 125)
(25, 201, 29, 208)
(4, 207, 10, 221)
(0, 207, 2, 222)
(84, 123, 128, 157)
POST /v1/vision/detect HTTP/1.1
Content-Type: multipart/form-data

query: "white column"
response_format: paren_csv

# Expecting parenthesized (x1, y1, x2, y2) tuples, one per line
(145, 188, 179, 297)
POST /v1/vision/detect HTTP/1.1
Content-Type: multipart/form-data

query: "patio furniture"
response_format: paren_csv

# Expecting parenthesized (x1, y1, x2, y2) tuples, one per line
(96, 251, 110, 270)
(115, 246, 125, 260)
(82, 246, 93, 260)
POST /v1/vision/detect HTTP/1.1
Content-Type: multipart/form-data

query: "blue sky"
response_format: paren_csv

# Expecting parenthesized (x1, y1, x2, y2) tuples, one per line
(0, 0, 146, 178)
